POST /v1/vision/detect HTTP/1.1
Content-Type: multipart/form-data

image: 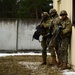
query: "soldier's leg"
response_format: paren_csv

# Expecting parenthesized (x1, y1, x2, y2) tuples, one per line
(48, 44, 57, 65)
(41, 39, 47, 65)
(58, 38, 68, 69)
(61, 38, 68, 69)
(51, 47, 57, 65)
(57, 47, 63, 67)
(56, 41, 63, 67)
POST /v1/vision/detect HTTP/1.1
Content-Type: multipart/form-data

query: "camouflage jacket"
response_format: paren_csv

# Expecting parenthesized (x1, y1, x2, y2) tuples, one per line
(40, 17, 51, 36)
(60, 17, 72, 37)
(50, 15, 60, 35)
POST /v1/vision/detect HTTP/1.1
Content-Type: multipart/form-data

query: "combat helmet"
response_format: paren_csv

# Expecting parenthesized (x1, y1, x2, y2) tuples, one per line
(60, 10, 67, 16)
(49, 9, 57, 14)
(41, 12, 50, 17)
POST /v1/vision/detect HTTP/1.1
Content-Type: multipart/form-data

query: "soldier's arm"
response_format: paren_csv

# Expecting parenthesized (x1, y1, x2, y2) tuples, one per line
(41, 19, 51, 28)
(62, 20, 72, 34)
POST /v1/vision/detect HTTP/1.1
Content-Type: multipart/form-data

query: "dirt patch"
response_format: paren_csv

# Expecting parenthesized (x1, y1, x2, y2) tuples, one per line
(0, 55, 63, 75)
(19, 61, 62, 75)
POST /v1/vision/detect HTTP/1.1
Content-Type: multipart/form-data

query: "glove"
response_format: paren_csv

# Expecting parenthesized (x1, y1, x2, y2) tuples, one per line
(58, 26, 62, 29)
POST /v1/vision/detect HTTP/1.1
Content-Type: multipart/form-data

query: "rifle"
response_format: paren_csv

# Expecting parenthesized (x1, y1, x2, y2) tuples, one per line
(49, 25, 62, 47)
(54, 25, 62, 41)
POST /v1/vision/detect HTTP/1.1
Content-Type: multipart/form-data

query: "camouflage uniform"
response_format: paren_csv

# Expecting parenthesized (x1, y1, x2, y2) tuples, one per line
(48, 9, 60, 65)
(58, 10, 72, 69)
(40, 12, 51, 65)
(49, 15, 60, 56)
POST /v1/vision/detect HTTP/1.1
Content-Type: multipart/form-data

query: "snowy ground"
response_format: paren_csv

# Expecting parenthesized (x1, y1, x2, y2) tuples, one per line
(0, 52, 51, 57)
(0, 52, 75, 75)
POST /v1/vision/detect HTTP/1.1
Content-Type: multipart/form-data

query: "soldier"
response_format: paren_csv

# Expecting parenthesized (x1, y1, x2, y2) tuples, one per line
(58, 10, 72, 70)
(48, 9, 60, 65)
(40, 12, 51, 65)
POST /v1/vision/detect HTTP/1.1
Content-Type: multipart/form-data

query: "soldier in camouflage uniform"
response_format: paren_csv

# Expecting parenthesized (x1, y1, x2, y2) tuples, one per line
(58, 10, 72, 70)
(40, 12, 51, 65)
(48, 9, 60, 65)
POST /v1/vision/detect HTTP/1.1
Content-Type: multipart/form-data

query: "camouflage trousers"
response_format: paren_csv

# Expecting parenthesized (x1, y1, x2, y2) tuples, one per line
(41, 36, 47, 58)
(58, 37, 69, 63)
(48, 35, 58, 57)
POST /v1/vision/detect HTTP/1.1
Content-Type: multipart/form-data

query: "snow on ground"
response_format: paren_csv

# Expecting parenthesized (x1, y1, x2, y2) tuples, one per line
(19, 61, 41, 70)
(0, 52, 51, 57)
(0, 52, 75, 75)
(62, 69, 75, 75)
(19, 61, 75, 75)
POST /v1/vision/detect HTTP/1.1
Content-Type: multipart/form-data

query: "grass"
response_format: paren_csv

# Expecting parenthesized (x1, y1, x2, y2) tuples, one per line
(0, 55, 63, 75)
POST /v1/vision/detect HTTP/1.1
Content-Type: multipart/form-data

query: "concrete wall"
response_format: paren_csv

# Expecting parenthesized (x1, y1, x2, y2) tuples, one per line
(53, 0, 58, 13)
(60, 0, 72, 20)
(18, 20, 41, 50)
(71, 26, 75, 70)
(0, 20, 17, 50)
(53, 0, 72, 21)
(0, 19, 41, 52)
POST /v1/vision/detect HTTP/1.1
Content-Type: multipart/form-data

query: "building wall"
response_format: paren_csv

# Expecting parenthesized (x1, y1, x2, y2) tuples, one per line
(53, 0, 72, 20)
(53, 0, 75, 70)
(0, 20, 17, 50)
(0, 20, 41, 52)
(71, 26, 75, 70)
(18, 20, 41, 50)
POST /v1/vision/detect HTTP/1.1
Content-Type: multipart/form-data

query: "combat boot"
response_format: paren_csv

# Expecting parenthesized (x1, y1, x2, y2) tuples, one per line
(57, 61, 63, 67)
(41, 62, 46, 65)
(57, 62, 63, 67)
(60, 63, 68, 70)
(41, 57, 47, 65)
(48, 56, 57, 66)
